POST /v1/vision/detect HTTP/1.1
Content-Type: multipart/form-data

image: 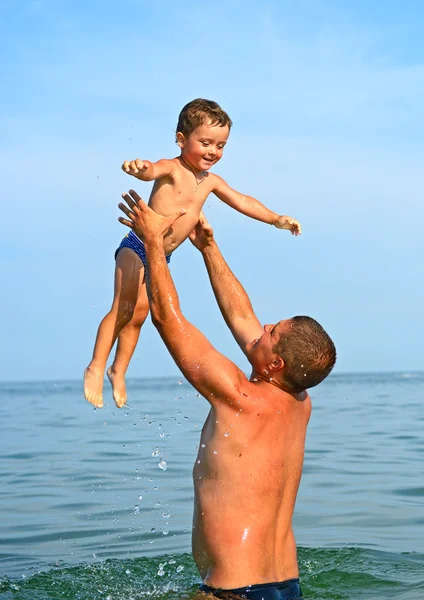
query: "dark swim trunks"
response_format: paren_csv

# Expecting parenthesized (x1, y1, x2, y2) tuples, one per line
(115, 230, 172, 266)
(199, 578, 303, 600)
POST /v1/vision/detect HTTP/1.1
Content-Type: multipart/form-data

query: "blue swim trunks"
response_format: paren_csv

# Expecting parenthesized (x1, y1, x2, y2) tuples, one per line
(115, 230, 171, 266)
(199, 578, 303, 600)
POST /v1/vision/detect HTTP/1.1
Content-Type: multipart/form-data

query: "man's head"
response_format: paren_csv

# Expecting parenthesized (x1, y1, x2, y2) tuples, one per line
(247, 317, 336, 393)
(176, 99, 232, 172)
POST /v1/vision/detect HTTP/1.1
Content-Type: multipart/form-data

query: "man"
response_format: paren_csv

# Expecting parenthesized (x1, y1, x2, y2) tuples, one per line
(118, 189, 336, 600)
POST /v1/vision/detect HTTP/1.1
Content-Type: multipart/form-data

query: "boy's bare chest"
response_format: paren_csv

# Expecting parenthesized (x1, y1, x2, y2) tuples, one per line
(150, 177, 213, 213)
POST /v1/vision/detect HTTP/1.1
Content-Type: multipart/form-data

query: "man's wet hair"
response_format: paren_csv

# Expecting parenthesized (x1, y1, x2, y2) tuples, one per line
(176, 98, 232, 141)
(273, 316, 336, 393)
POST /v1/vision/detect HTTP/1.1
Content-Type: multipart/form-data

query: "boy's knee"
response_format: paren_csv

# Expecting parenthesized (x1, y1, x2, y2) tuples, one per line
(132, 305, 149, 327)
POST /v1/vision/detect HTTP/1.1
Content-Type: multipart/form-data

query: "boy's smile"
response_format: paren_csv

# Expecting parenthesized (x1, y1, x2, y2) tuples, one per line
(178, 122, 230, 173)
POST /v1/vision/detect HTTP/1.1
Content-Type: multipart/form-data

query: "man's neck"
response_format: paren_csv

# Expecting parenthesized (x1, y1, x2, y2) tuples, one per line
(249, 371, 308, 401)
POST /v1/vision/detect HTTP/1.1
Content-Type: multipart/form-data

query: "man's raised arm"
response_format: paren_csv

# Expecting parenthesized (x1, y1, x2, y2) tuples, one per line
(117, 191, 250, 404)
(189, 216, 263, 356)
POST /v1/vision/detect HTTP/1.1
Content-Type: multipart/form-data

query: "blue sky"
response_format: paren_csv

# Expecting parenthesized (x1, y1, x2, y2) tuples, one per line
(1, 0, 423, 382)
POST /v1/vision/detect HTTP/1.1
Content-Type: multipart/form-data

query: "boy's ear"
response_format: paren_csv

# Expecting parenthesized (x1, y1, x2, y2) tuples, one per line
(176, 132, 185, 148)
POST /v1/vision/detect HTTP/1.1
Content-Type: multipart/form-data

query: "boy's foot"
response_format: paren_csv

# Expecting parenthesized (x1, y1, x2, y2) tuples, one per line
(107, 367, 128, 408)
(84, 367, 104, 408)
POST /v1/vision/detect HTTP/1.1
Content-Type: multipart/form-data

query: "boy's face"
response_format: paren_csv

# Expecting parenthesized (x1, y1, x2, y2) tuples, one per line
(178, 121, 230, 171)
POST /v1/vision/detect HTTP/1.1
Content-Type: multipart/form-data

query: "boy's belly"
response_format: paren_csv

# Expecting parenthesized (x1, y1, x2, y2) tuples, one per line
(148, 202, 202, 255)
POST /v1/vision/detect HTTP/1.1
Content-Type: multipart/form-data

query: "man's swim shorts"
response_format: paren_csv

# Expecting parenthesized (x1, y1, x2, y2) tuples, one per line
(199, 578, 303, 600)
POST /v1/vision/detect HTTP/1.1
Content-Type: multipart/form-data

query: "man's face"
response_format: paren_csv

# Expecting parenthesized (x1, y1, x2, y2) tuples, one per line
(246, 320, 290, 373)
(179, 122, 230, 171)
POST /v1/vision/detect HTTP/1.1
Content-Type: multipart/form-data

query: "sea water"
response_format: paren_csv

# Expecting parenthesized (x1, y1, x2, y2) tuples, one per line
(0, 373, 423, 599)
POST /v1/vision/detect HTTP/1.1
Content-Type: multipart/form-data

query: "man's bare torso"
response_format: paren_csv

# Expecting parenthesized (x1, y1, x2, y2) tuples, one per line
(192, 382, 311, 589)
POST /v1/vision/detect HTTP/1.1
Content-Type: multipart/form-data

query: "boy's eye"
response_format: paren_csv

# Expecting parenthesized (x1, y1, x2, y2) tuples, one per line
(201, 142, 209, 147)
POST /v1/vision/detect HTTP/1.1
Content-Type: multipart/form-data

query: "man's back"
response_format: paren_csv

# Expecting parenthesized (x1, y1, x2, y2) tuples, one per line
(192, 381, 311, 589)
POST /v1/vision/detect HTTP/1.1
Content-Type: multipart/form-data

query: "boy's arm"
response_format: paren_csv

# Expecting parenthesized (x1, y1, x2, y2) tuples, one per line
(212, 175, 301, 235)
(189, 216, 264, 356)
(121, 158, 175, 182)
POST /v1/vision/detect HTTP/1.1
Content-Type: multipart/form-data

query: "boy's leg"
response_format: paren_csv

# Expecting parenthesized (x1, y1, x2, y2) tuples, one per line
(107, 277, 149, 408)
(84, 248, 144, 408)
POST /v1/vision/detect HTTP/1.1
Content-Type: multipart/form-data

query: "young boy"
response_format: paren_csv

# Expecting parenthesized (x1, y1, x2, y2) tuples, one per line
(84, 98, 301, 409)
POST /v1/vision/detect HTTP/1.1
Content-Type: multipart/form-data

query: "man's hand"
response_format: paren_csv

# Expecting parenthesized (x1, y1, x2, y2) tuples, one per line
(189, 212, 215, 251)
(273, 215, 302, 236)
(121, 159, 150, 179)
(118, 189, 186, 241)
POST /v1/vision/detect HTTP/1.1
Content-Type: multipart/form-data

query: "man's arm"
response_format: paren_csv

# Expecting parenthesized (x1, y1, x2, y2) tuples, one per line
(121, 158, 174, 182)
(189, 216, 263, 356)
(118, 191, 249, 404)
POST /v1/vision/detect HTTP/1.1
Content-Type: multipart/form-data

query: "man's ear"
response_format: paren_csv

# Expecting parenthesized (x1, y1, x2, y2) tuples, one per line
(269, 356, 284, 372)
(176, 132, 185, 148)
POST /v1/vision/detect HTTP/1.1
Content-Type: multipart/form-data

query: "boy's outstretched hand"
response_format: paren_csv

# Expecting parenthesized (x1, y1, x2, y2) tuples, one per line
(273, 215, 302, 236)
(121, 158, 150, 179)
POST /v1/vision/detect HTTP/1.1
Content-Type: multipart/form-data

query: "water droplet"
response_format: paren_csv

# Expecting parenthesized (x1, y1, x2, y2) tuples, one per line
(155, 501, 161, 508)
(162, 530, 169, 535)
(159, 459, 167, 471)
(224, 431, 229, 437)
(138, 495, 143, 500)
(133, 504, 140, 514)
(213, 450, 218, 455)
(162, 512, 170, 519)
(152, 449, 160, 457)
(178, 380, 183, 385)
(125, 569, 131, 575)
(151, 527, 156, 532)
(169, 559, 176, 564)
(176, 565, 184, 572)
(201, 443, 206, 448)
(158, 568, 165, 576)
(160, 432, 165, 438)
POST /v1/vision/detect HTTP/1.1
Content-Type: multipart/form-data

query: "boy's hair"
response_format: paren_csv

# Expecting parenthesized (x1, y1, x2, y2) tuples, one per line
(273, 316, 336, 393)
(176, 98, 232, 140)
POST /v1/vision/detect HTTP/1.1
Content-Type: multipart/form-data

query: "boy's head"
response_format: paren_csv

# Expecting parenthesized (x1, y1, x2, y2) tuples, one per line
(176, 99, 232, 171)
(176, 99, 232, 140)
